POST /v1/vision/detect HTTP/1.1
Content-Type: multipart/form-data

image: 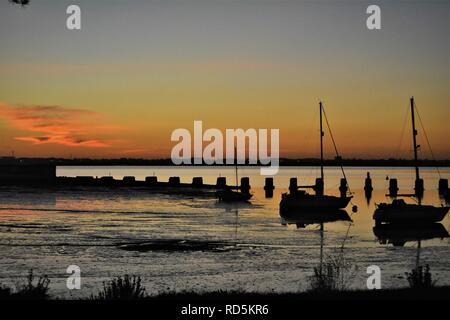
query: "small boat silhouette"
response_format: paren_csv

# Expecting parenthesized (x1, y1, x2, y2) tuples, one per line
(374, 199, 448, 224)
(216, 188, 253, 202)
(216, 147, 253, 202)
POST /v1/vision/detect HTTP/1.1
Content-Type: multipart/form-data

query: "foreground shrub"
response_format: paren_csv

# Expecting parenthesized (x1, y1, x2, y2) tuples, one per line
(406, 265, 435, 289)
(92, 275, 147, 300)
(14, 269, 50, 299)
(0, 270, 50, 300)
(308, 255, 356, 292)
(9, 0, 30, 6)
(0, 285, 12, 299)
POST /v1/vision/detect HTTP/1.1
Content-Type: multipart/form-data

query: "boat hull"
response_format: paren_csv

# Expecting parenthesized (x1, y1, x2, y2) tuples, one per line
(280, 194, 352, 213)
(373, 203, 449, 224)
(216, 190, 252, 202)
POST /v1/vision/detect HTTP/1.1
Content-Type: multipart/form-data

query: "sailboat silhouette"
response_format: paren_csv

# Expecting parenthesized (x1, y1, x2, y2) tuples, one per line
(373, 97, 449, 224)
(280, 102, 352, 213)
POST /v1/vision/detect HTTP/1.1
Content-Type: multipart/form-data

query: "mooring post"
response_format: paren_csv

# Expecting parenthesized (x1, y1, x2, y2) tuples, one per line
(364, 172, 373, 192)
(264, 177, 275, 198)
(123, 176, 136, 185)
(315, 178, 324, 196)
(145, 176, 158, 186)
(414, 178, 424, 197)
(216, 177, 227, 189)
(240, 177, 250, 194)
(168, 176, 180, 186)
(339, 178, 348, 198)
(289, 178, 298, 195)
(99, 176, 114, 186)
(192, 177, 203, 188)
(389, 178, 398, 197)
(438, 179, 448, 195)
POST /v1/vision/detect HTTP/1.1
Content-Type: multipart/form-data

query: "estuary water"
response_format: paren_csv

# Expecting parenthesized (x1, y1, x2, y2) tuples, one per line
(0, 166, 449, 299)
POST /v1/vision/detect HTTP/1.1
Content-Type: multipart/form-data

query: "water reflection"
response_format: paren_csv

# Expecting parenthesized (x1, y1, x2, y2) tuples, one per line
(442, 190, 450, 206)
(374, 223, 449, 270)
(280, 209, 351, 229)
(373, 223, 449, 247)
(364, 189, 372, 205)
(280, 209, 353, 276)
(0, 186, 56, 206)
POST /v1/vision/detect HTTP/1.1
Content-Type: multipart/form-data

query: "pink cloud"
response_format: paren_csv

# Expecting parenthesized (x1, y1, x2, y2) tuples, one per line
(0, 102, 118, 148)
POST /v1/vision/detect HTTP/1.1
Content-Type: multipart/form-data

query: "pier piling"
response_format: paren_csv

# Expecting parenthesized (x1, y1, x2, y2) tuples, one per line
(264, 177, 275, 198)
(339, 178, 348, 198)
(123, 176, 136, 185)
(414, 178, 424, 197)
(439, 179, 448, 195)
(99, 176, 114, 186)
(216, 177, 227, 189)
(192, 177, 203, 187)
(315, 178, 324, 196)
(364, 172, 373, 192)
(168, 176, 180, 186)
(364, 172, 373, 204)
(289, 178, 298, 194)
(76, 176, 95, 186)
(240, 177, 251, 194)
(388, 179, 399, 197)
(145, 176, 157, 186)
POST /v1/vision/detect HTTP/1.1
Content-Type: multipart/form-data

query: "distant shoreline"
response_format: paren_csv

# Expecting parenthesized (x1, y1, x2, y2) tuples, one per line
(1, 157, 449, 168)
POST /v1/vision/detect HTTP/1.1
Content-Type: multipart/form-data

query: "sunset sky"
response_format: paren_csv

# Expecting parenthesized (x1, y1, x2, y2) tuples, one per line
(0, 0, 449, 159)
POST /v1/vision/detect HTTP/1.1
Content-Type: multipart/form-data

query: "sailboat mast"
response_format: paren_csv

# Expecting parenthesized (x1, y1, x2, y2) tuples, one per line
(415, 239, 421, 270)
(319, 222, 324, 276)
(410, 97, 420, 180)
(235, 146, 238, 188)
(319, 102, 324, 180)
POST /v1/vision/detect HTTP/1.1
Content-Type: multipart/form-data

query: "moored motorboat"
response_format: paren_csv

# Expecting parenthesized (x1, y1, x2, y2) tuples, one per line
(374, 199, 448, 224)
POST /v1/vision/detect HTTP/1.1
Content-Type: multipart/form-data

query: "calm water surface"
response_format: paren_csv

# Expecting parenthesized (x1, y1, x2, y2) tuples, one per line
(0, 166, 448, 298)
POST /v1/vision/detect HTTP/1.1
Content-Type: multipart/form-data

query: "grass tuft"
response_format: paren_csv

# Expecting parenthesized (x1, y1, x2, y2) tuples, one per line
(406, 264, 435, 289)
(308, 254, 356, 292)
(0, 269, 50, 300)
(91, 275, 147, 300)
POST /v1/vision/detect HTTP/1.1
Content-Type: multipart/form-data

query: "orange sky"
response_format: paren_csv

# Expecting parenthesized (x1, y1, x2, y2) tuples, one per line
(0, 1, 449, 159)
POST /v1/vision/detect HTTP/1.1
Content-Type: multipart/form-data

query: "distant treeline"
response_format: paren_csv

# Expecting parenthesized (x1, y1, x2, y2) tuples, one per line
(0, 157, 449, 167)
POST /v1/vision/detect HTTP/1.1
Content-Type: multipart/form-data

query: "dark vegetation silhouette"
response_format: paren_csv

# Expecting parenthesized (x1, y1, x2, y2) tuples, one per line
(0, 270, 448, 300)
(0, 270, 50, 300)
(308, 254, 356, 292)
(91, 275, 147, 300)
(406, 265, 435, 289)
(9, 0, 30, 6)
